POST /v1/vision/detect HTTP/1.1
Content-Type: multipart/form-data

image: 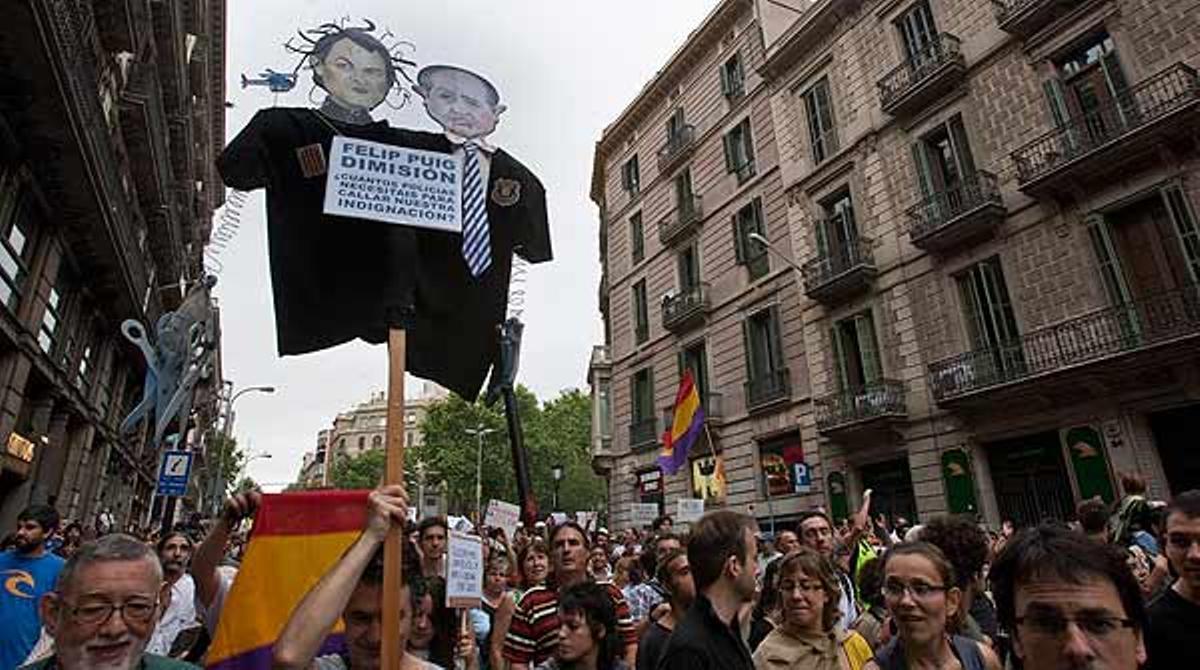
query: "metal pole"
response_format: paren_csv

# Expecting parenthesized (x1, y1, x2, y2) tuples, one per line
(475, 431, 484, 524)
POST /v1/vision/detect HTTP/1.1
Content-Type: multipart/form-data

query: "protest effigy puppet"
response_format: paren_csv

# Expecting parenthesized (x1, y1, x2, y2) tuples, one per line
(218, 21, 550, 401)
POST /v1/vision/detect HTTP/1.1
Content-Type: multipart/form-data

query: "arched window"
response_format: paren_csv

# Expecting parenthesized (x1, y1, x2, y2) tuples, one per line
(372, 435, 382, 448)
(358, 436, 365, 449)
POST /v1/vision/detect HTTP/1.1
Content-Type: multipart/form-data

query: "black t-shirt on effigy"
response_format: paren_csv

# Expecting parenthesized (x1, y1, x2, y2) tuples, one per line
(217, 107, 551, 399)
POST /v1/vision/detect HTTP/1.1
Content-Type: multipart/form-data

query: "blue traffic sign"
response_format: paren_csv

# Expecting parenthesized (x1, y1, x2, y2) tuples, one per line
(157, 450, 194, 497)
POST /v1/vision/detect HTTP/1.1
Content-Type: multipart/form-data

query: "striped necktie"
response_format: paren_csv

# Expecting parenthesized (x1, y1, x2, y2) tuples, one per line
(461, 143, 492, 278)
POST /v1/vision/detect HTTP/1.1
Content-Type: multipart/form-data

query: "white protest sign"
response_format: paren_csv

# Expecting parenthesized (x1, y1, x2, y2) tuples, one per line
(676, 498, 705, 523)
(324, 137, 462, 233)
(630, 503, 659, 527)
(445, 531, 483, 609)
(484, 499, 520, 540)
(576, 511, 597, 532)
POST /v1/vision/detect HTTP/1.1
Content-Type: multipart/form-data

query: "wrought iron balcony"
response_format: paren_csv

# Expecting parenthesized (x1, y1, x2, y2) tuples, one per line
(878, 33, 966, 117)
(629, 418, 660, 450)
(662, 283, 710, 333)
(991, 0, 1074, 37)
(657, 125, 697, 172)
(745, 368, 791, 412)
(906, 171, 1005, 252)
(659, 196, 704, 245)
(816, 379, 908, 436)
(929, 284, 1200, 403)
(662, 391, 724, 430)
(802, 235, 877, 305)
(1013, 63, 1200, 194)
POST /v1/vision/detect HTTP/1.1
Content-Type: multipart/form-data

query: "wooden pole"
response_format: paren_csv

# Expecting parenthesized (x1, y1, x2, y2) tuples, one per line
(382, 328, 407, 670)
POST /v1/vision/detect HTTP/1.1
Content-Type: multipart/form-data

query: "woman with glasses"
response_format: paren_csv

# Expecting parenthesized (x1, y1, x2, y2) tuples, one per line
(864, 542, 1001, 670)
(752, 547, 873, 670)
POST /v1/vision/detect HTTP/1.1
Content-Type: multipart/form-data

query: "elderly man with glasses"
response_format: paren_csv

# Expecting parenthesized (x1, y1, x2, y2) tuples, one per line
(24, 534, 196, 669)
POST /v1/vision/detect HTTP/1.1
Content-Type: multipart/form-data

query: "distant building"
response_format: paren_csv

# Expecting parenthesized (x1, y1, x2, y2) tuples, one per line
(296, 383, 449, 516)
(0, 0, 227, 530)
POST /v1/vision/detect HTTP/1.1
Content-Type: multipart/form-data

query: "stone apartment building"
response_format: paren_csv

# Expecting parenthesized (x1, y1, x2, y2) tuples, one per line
(0, 0, 227, 530)
(592, 0, 1200, 531)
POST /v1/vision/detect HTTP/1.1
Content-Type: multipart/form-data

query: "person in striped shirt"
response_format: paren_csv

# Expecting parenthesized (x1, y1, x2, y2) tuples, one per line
(504, 522, 638, 669)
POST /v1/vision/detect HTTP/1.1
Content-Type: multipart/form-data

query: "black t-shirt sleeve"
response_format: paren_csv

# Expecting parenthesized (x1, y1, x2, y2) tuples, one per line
(217, 109, 273, 190)
(656, 647, 708, 670)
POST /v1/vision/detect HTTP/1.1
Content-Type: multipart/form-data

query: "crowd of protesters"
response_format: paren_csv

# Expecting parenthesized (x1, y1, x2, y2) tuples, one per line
(0, 470, 1196, 669)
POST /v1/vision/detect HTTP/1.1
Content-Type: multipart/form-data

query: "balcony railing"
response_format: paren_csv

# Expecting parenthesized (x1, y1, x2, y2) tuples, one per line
(662, 283, 710, 332)
(657, 125, 697, 172)
(802, 235, 876, 303)
(878, 33, 965, 116)
(629, 418, 659, 449)
(662, 391, 724, 430)
(906, 171, 1005, 251)
(1013, 63, 1200, 188)
(816, 380, 908, 433)
(991, 0, 1071, 36)
(658, 195, 704, 244)
(929, 284, 1200, 401)
(745, 368, 791, 411)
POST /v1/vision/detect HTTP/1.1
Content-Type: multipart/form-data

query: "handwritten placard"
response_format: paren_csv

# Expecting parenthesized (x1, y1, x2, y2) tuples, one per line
(445, 531, 483, 610)
(631, 503, 659, 528)
(324, 137, 462, 233)
(676, 498, 705, 523)
(484, 499, 520, 540)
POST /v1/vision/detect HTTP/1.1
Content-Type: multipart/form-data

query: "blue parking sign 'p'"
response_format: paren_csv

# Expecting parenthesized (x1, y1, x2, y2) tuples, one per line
(157, 451, 194, 497)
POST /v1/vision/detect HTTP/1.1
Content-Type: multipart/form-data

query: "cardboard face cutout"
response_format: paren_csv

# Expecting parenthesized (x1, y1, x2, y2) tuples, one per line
(415, 65, 507, 140)
(284, 20, 416, 124)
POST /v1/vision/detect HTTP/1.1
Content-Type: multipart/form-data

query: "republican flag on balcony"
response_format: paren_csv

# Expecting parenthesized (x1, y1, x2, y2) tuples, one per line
(659, 370, 705, 476)
(205, 489, 369, 670)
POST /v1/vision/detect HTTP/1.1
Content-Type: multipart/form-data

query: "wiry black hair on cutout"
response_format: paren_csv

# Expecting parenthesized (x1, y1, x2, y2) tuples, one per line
(284, 17, 418, 110)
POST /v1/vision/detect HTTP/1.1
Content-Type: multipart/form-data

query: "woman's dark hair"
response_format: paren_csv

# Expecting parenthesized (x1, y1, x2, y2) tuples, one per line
(882, 542, 961, 632)
(988, 524, 1147, 634)
(856, 556, 885, 609)
(558, 582, 621, 670)
(918, 514, 989, 589)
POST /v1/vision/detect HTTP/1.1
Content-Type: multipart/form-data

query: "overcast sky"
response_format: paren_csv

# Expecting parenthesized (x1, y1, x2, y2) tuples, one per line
(220, 1, 720, 488)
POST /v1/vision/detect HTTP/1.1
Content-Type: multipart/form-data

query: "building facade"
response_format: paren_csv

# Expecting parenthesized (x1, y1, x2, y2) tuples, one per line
(0, 0, 227, 530)
(592, 0, 1200, 531)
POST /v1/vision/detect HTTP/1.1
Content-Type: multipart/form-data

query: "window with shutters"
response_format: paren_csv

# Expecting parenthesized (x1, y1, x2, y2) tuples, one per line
(621, 155, 641, 196)
(0, 170, 31, 312)
(896, 1, 938, 64)
(813, 188, 864, 279)
(666, 108, 686, 144)
(631, 366, 656, 444)
(630, 212, 645, 264)
(632, 279, 649, 344)
(674, 168, 697, 220)
(1044, 32, 1131, 147)
(680, 340, 710, 403)
(830, 310, 883, 392)
(802, 77, 838, 165)
(724, 118, 756, 184)
(744, 305, 788, 404)
(678, 243, 701, 293)
(732, 198, 769, 280)
(956, 258, 1023, 375)
(720, 53, 746, 100)
(911, 115, 977, 204)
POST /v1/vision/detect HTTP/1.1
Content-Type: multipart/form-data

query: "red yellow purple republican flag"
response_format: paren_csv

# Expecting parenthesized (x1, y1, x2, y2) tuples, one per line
(206, 489, 369, 670)
(658, 370, 705, 476)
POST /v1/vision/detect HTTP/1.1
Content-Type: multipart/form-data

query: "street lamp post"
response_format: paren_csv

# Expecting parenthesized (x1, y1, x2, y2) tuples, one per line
(748, 232, 805, 276)
(237, 451, 273, 489)
(551, 464, 564, 512)
(464, 425, 497, 525)
(208, 384, 275, 515)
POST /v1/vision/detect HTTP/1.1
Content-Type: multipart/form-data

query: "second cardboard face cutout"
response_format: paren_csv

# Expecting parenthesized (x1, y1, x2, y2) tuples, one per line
(414, 66, 507, 140)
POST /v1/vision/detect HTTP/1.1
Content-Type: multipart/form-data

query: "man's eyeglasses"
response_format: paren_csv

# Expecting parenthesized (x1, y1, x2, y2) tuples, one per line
(881, 579, 947, 601)
(66, 598, 159, 626)
(1015, 612, 1135, 639)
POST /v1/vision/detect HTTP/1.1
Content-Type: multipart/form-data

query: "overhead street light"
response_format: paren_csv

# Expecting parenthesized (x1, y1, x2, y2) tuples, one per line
(551, 464, 564, 512)
(465, 425, 498, 525)
(208, 383, 276, 514)
(748, 232, 805, 275)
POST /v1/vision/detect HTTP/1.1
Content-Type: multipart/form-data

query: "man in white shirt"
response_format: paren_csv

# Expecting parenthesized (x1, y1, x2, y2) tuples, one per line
(147, 530, 199, 656)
